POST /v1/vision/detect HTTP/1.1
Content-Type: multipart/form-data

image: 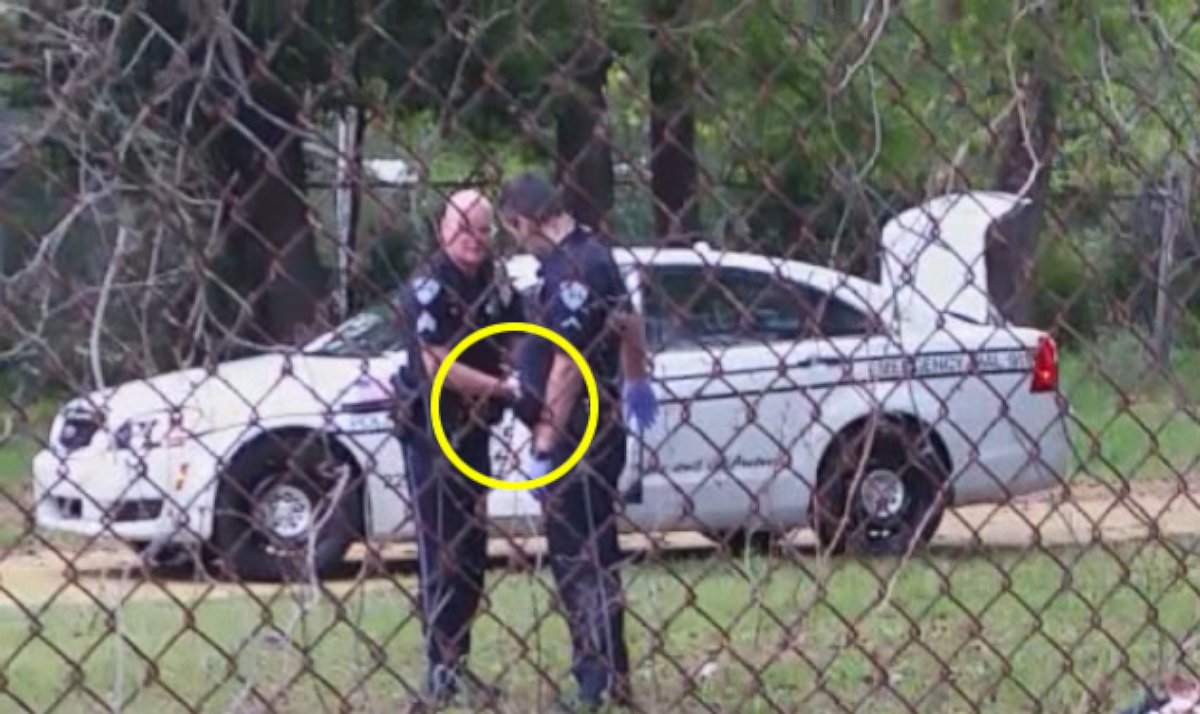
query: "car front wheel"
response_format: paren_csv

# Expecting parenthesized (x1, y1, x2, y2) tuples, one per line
(125, 540, 201, 572)
(212, 433, 363, 582)
(706, 529, 778, 556)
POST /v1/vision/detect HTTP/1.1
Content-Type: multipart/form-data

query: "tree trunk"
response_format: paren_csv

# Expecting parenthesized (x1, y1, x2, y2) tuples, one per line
(649, 0, 700, 246)
(1153, 140, 1196, 362)
(1154, 172, 1180, 362)
(346, 105, 367, 316)
(1165, 136, 1200, 333)
(988, 65, 1056, 326)
(555, 39, 615, 236)
(335, 105, 366, 320)
(939, 0, 965, 23)
(211, 77, 328, 353)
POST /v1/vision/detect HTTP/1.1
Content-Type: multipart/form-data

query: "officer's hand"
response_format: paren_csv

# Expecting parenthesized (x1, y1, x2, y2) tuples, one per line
(524, 449, 554, 502)
(499, 374, 522, 404)
(623, 378, 659, 433)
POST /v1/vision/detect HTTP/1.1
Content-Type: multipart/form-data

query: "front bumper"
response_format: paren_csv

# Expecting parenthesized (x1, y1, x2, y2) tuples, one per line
(31, 447, 208, 544)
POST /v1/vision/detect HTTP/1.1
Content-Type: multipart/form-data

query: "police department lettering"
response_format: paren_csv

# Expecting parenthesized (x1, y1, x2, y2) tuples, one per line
(667, 452, 786, 475)
(343, 412, 391, 432)
(868, 357, 909, 381)
(975, 349, 1033, 372)
(867, 350, 1032, 382)
(917, 354, 964, 376)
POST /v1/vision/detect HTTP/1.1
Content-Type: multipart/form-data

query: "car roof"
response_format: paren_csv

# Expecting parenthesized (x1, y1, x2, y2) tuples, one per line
(504, 242, 888, 311)
(303, 243, 895, 354)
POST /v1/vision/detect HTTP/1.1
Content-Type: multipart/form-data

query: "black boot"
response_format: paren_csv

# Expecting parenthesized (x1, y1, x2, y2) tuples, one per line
(405, 665, 455, 713)
(549, 682, 633, 713)
(453, 667, 504, 708)
(407, 662, 503, 712)
(549, 557, 631, 712)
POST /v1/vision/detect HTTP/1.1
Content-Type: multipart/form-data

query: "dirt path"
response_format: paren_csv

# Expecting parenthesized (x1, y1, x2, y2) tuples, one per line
(1, 479, 1198, 610)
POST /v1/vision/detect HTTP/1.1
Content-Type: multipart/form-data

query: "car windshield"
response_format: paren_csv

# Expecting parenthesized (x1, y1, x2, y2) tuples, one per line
(304, 296, 406, 356)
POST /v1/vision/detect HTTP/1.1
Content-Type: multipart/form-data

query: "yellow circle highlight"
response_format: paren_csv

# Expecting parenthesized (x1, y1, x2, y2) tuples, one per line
(429, 322, 599, 491)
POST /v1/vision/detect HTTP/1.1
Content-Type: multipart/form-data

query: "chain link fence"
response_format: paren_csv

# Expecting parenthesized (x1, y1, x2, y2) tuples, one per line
(1, 1, 1200, 712)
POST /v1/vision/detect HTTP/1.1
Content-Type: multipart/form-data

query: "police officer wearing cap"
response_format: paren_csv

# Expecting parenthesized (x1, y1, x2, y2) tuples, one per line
(393, 188, 524, 710)
(497, 173, 658, 711)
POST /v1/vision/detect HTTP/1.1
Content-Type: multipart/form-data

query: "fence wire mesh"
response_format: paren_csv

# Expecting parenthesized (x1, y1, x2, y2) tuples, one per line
(2, 1, 1200, 712)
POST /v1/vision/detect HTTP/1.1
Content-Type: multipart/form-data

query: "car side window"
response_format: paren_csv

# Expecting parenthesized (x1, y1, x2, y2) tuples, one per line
(724, 271, 878, 340)
(642, 265, 790, 349)
(717, 268, 807, 341)
(641, 266, 710, 351)
(642, 265, 876, 351)
(721, 268, 877, 339)
(802, 283, 878, 337)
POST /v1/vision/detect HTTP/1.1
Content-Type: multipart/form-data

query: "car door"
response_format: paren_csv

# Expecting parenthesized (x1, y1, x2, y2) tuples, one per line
(632, 259, 882, 537)
(300, 297, 415, 541)
(720, 272, 884, 528)
(346, 349, 413, 540)
(629, 260, 798, 536)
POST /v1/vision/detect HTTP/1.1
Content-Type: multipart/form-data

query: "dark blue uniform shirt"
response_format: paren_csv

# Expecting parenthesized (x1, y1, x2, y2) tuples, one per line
(400, 252, 523, 430)
(515, 226, 628, 439)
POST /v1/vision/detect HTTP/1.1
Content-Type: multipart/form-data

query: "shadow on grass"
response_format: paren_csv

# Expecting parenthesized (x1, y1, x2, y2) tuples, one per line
(68, 527, 1200, 589)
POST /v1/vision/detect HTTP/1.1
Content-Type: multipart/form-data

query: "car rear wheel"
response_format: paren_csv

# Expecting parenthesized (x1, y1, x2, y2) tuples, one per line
(812, 419, 948, 557)
(212, 433, 363, 582)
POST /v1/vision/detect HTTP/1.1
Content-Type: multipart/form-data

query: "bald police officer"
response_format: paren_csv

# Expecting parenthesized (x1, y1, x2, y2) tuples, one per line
(395, 189, 524, 710)
(497, 173, 658, 712)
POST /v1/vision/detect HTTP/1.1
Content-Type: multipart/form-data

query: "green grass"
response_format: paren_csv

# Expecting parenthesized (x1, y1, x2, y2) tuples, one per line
(0, 437, 38, 490)
(0, 541, 1197, 712)
(0, 395, 57, 490)
(1062, 346, 1200, 483)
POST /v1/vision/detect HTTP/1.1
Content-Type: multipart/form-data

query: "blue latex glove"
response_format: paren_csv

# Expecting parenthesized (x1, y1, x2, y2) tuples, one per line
(525, 450, 554, 502)
(623, 378, 659, 433)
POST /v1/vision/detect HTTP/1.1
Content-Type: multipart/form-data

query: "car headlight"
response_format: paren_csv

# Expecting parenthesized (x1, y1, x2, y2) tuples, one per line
(52, 405, 104, 451)
(111, 408, 204, 451)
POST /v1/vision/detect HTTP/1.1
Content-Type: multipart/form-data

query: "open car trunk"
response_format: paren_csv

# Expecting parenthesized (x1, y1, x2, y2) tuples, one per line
(879, 190, 1030, 327)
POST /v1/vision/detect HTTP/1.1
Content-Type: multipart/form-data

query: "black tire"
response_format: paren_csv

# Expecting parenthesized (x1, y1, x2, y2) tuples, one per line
(707, 529, 777, 556)
(812, 419, 949, 557)
(211, 433, 364, 583)
(126, 540, 197, 571)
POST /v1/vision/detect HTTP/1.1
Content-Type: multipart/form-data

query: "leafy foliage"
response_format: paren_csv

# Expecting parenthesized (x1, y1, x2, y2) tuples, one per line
(3, 0, 1200, 389)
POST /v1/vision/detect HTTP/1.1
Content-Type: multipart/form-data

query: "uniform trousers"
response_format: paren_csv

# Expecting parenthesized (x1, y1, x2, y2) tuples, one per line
(540, 414, 631, 700)
(402, 420, 491, 672)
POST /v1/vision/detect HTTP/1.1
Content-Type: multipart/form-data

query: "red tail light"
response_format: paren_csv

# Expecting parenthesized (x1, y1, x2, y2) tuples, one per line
(1031, 335, 1058, 393)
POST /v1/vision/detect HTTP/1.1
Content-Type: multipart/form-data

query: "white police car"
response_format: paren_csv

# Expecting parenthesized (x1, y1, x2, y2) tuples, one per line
(29, 190, 1072, 580)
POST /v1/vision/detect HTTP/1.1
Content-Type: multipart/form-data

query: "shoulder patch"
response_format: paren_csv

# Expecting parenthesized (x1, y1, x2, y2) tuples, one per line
(416, 311, 437, 336)
(558, 280, 589, 312)
(411, 276, 440, 306)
